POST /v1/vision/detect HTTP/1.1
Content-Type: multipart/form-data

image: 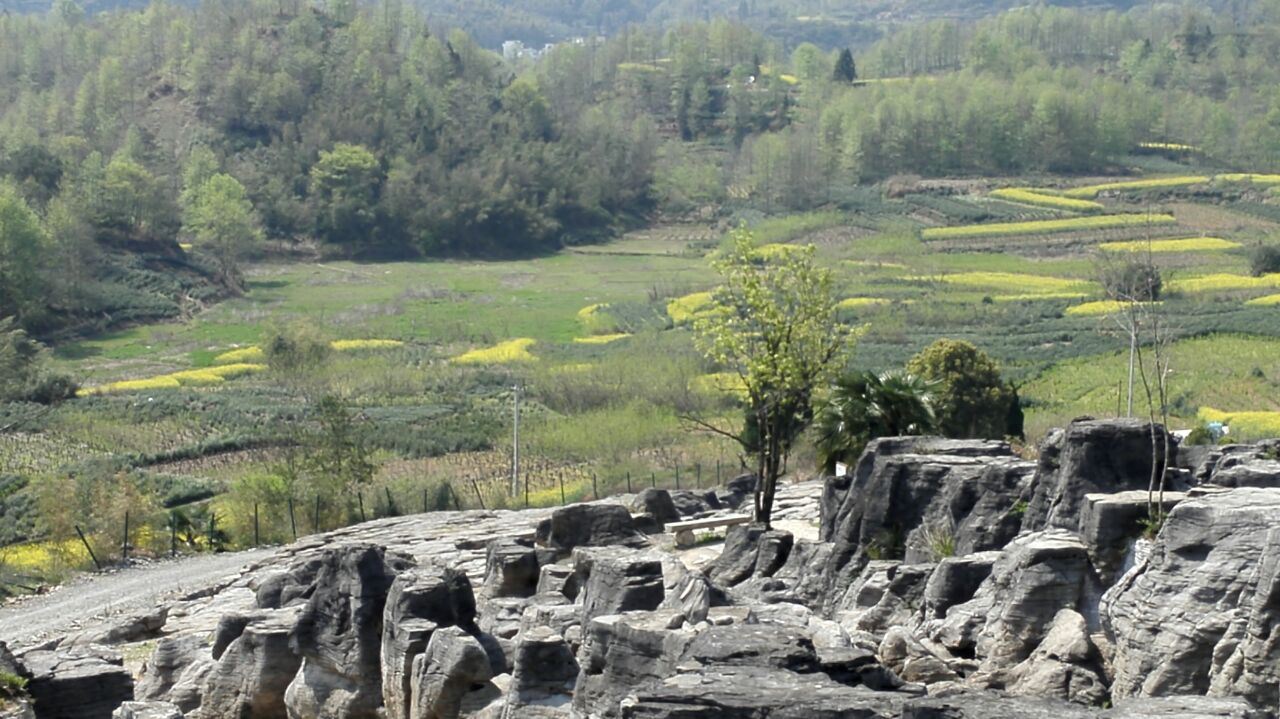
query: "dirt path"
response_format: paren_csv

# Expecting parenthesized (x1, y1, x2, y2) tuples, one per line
(0, 548, 276, 650)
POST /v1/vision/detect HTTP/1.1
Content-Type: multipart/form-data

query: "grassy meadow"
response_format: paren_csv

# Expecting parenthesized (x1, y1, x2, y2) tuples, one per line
(8, 166, 1280, 576)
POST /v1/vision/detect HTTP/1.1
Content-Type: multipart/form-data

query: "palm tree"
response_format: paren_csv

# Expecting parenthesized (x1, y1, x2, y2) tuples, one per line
(814, 369, 938, 474)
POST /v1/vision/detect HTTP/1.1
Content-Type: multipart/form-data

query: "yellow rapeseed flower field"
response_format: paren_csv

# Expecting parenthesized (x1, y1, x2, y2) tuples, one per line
(452, 338, 537, 364)
(915, 271, 1092, 295)
(1063, 176, 1210, 198)
(1168, 273, 1280, 293)
(1065, 300, 1162, 316)
(921, 213, 1175, 240)
(1216, 174, 1280, 185)
(1099, 237, 1240, 253)
(1137, 142, 1199, 152)
(837, 297, 891, 309)
(77, 363, 267, 396)
(989, 188, 1104, 212)
(667, 291, 715, 324)
(573, 334, 631, 345)
(213, 346, 266, 364)
(1199, 407, 1280, 440)
(330, 339, 404, 351)
(1246, 293, 1280, 306)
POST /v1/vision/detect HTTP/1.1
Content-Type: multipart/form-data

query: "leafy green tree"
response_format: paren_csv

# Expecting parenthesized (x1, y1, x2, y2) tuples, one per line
(309, 143, 382, 247)
(791, 42, 824, 82)
(813, 370, 937, 473)
(907, 339, 1016, 440)
(1250, 244, 1280, 277)
(307, 395, 376, 524)
(691, 229, 848, 528)
(184, 173, 261, 290)
(89, 154, 178, 246)
(833, 48, 857, 83)
(0, 183, 47, 323)
(0, 318, 77, 404)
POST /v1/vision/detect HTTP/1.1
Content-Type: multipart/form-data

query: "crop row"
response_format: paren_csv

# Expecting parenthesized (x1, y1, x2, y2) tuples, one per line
(920, 213, 1176, 241)
(1098, 237, 1240, 253)
(990, 188, 1104, 212)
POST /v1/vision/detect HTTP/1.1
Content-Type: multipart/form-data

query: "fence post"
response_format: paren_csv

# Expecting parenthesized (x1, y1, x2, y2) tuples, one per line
(208, 513, 217, 552)
(469, 476, 486, 510)
(524, 472, 529, 509)
(675, 466, 681, 490)
(122, 511, 130, 562)
(423, 487, 430, 514)
(75, 525, 102, 571)
(170, 513, 177, 558)
(253, 503, 260, 547)
(559, 473, 566, 505)
(626, 471, 632, 493)
(696, 463, 702, 488)
(385, 487, 396, 517)
(314, 496, 321, 533)
(449, 483, 462, 511)
(591, 473, 599, 500)
(288, 497, 297, 541)
(651, 472, 656, 488)
(717, 459, 722, 485)
(358, 492, 367, 523)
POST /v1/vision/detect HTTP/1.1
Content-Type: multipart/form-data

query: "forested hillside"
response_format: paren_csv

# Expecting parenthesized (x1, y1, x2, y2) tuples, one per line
(5, 0, 1280, 341)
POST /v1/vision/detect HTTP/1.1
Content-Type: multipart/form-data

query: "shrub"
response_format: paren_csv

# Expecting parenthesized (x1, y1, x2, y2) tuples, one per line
(1250, 245, 1280, 277)
(1102, 261, 1162, 301)
(263, 321, 332, 373)
(906, 339, 1016, 440)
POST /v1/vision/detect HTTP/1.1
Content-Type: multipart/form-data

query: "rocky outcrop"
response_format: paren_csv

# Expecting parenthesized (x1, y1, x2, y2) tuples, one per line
(921, 552, 998, 622)
(196, 609, 301, 719)
(820, 437, 1030, 611)
(929, 531, 1098, 668)
(1103, 695, 1271, 718)
(478, 539, 555, 600)
(381, 567, 478, 719)
(834, 561, 933, 637)
(998, 609, 1107, 706)
(573, 611, 694, 718)
(535, 504, 649, 553)
(1021, 419, 1174, 535)
(1079, 491, 1185, 585)
(1209, 459, 1280, 489)
(23, 645, 134, 719)
(284, 544, 414, 719)
(576, 548, 666, 627)
(1103, 488, 1280, 704)
(408, 627, 492, 719)
(629, 489, 680, 527)
(901, 692, 1095, 719)
(502, 626, 577, 717)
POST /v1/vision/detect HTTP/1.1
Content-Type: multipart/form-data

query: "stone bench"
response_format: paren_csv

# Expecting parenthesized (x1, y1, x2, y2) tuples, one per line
(669, 514, 751, 548)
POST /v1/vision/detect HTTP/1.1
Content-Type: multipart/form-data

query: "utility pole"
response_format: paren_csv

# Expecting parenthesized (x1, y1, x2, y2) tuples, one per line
(511, 384, 521, 497)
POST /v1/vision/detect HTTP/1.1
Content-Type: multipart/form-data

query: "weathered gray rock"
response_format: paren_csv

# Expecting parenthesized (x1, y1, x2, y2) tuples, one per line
(1079, 490, 1185, 585)
(667, 490, 718, 517)
(71, 607, 168, 646)
(1102, 695, 1271, 718)
(110, 702, 183, 719)
(381, 567, 477, 719)
(501, 626, 577, 718)
(535, 504, 649, 553)
(254, 557, 323, 609)
(134, 636, 205, 705)
(409, 627, 492, 719)
(629, 489, 680, 527)
(576, 549, 665, 627)
(835, 561, 933, 637)
(1103, 487, 1280, 704)
(659, 573, 711, 626)
(921, 552, 998, 621)
(681, 624, 818, 672)
(999, 609, 1107, 706)
(1022, 419, 1174, 535)
(820, 438, 1029, 612)
(284, 544, 414, 719)
(573, 611, 694, 718)
(929, 531, 1098, 669)
(479, 539, 555, 600)
(1209, 460, 1280, 488)
(196, 610, 300, 719)
(716, 474, 757, 510)
(619, 665, 906, 718)
(23, 645, 134, 719)
(878, 627, 957, 684)
(901, 691, 1095, 719)
(535, 563, 577, 599)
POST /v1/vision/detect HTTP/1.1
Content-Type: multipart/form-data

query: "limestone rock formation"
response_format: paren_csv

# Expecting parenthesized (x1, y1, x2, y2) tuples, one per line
(408, 627, 492, 719)
(22, 645, 134, 719)
(1104, 487, 1280, 704)
(535, 504, 649, 553)
(197, 609, 301, 719)
(381, 567, 478, 719)
(284, 544, 414, 719)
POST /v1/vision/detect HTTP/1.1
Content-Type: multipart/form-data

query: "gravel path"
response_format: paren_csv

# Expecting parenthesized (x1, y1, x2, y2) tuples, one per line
(0, 547, 276, 650)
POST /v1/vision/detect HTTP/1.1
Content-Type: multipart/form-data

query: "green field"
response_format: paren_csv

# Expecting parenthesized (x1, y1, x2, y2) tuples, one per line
(9, 173, 1280, 573)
